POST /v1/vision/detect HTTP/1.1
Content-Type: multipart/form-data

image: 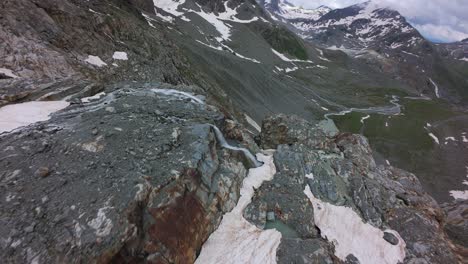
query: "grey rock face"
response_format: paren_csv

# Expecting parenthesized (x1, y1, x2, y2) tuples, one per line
(0, 84, 255, 263)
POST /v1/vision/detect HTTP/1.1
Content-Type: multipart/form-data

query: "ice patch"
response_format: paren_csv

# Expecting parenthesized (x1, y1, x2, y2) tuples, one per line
(112, 52, 128, 60)
(195, 153, 281, 264)
(0, 68, 18, 78)
(85, 55, 107, 67)
(304, 185, 406, 264)
(0, 101, 70, 133)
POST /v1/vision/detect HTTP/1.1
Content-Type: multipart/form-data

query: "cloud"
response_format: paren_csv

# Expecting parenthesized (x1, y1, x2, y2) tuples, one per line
(288, 0, 468, 42)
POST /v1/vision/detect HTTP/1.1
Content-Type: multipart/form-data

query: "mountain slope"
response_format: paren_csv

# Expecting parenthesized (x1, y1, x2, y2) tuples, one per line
(0, 0, 467, 262)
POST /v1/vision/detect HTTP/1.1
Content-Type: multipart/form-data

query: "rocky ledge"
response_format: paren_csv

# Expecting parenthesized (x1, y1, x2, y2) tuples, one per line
(0, 83, 257, 263)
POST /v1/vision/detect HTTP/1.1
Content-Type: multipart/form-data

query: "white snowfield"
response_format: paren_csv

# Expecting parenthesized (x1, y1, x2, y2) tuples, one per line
(0, 101, 70, 133)
(304, 185, 406, 264)
(195, 153, 281, 264)
(0, 68, 19, 78)
(112, 51, 128, 60)
(85, 55, 107, 67)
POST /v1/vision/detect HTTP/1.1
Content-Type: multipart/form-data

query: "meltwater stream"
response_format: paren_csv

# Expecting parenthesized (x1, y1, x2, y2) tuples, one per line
(151, 88, 263, 167)
(324, 95, 402, 120)
(211, 125, 263, 168)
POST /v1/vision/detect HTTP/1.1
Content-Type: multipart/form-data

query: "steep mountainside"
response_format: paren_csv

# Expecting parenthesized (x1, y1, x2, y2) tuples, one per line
(0, 0, 467, 263)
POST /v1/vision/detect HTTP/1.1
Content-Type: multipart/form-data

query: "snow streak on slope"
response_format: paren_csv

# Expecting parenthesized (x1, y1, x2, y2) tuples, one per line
(0, 101, 70, 133)
(429, 78, 440, 98)
(304, 185, 406, 264)
(195, 153, 281, 264)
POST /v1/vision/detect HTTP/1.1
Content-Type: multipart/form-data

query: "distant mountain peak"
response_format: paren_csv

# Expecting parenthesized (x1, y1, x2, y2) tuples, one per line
(260, 0, 332, 21)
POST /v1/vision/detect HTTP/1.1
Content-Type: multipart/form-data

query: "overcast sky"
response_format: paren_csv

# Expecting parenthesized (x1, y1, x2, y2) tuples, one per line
(289, 0, 468, 42)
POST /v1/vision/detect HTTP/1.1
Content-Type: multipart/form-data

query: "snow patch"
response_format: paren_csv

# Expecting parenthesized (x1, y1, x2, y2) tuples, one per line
(271, 49, 313, 63)
(0, 101, 69, 133)
(81, 92, 106, 103)
(85, 55, 107, 67)
(195, 153, 281, 263)
(429, 133, 440, 144)
(428, 133, 440, 144)
(112, 52, 128, 60)
(304, 185, 406, 264)
(449, 167, 468, 200)
(360, 114, 370, 124)
(450, 190, 468, 200)
(87, 206, 114, 237)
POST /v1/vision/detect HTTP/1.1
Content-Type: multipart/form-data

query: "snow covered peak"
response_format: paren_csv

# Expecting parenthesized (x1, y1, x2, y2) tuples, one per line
(289, 1, 422, 50)
(261, 0, 331, 21)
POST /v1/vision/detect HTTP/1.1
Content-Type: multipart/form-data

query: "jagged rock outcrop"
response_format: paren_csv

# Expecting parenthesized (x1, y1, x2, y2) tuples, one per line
(0, 83, 257, 263)
(245, 114, 461, 263)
